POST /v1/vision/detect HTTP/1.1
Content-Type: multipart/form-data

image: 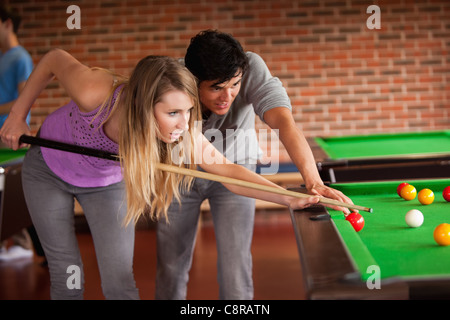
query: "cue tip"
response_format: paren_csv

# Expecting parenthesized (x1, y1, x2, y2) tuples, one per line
(368, 208, 374, 213)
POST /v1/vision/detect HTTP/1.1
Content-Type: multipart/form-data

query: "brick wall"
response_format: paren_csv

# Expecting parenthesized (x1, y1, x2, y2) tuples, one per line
(4, 0, 449, 163)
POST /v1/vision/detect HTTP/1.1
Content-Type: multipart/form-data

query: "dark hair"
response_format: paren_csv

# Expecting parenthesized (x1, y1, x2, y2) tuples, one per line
(0, 5, 21, 34)
(185, 30, 249, 84)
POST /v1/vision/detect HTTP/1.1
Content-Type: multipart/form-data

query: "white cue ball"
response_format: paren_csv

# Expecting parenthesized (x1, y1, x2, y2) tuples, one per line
(405, 209, 424, 228)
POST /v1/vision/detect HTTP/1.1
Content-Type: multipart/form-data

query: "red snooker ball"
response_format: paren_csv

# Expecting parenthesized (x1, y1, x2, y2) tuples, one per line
(443, 186, 450, 202)
(346, 212, 365, 232)
(397, 182, 409, 197)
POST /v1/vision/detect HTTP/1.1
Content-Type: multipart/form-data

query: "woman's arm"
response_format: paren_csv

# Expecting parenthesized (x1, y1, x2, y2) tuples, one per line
(0, 49, 114, 149)
(197, 134, 322, 210)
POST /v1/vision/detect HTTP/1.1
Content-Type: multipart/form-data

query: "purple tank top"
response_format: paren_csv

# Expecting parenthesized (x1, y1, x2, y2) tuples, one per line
(40, 85, 123, 187)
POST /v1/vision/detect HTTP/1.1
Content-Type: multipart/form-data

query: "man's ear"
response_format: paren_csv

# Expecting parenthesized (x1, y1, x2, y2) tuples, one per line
(4, 18, 13, 32)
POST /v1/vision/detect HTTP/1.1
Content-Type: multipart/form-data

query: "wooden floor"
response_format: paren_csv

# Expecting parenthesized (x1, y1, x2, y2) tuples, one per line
(0, 209, 306, 300)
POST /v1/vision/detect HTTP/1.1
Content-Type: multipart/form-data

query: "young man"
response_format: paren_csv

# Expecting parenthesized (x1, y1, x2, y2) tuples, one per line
(0, 5, 34, 261)
(0, 5, 32, 123)
(155, 30, 353, 299)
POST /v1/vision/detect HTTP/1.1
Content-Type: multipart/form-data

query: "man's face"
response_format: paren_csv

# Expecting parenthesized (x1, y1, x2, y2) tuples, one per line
(0, 19, 8, 48)
(0, 18, 13, 50)
(198, 72, 243, 116)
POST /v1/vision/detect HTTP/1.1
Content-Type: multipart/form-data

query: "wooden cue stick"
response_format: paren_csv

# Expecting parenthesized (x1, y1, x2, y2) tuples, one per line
(19, 135, 373, 213)
(156, 163, 372, 212)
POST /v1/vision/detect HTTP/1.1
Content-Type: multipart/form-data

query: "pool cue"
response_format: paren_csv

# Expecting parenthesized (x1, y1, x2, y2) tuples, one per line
(19, 135, 373, 213)
(156, 163, 372, 212)
(19, 135, 118, 161)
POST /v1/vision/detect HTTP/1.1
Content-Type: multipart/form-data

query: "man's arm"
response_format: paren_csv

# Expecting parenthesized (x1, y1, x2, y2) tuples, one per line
(263, 107, 321, 187)
(263, 106, 354, 213)
(196, 133, 321, 210)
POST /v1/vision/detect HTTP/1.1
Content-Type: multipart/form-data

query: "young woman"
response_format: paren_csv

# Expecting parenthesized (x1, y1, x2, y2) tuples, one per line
(0, 49, 324, 300)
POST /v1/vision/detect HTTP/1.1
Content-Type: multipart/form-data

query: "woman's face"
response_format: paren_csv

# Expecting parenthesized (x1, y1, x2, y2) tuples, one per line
(154, 90, 194, 144)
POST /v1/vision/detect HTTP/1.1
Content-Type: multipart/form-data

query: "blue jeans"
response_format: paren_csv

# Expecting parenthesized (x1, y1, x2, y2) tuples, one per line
(22, 145, 139, 300)
(155, 165, 256, 300)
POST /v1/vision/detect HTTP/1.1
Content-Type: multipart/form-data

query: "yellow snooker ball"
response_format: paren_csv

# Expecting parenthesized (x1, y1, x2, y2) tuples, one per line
(434, 223, 450, 246)
(418, 188, 434, 205)
(400, 184, 417, 201)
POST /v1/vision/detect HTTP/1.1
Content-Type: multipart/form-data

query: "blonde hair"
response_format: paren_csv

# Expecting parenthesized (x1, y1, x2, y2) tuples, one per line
(117, 56, 200, 226)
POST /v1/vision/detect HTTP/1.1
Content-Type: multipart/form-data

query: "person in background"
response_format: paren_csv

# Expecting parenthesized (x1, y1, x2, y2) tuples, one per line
(156, 30, 354, 300)
(0, 5, 34, 262)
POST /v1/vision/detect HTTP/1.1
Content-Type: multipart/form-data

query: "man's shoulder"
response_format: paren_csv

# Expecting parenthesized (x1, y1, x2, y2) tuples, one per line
(10, 46, 31, 57)
(2, 46, 32, 64)
(245, 51, 269, 71)
(246, 51, 262, 61)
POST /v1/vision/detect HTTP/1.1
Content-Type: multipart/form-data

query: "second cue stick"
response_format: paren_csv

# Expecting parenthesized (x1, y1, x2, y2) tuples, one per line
(19, 135, 373, 213)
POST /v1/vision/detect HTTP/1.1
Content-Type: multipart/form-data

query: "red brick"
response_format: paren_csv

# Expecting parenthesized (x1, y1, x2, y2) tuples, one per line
(2, 0, 446, 151)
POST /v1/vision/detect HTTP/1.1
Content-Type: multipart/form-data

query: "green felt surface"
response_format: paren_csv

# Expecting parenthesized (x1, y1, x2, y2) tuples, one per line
(0, 148, 28, 166)
(329, 179, 450, 281)
(314, 130, 450, 160)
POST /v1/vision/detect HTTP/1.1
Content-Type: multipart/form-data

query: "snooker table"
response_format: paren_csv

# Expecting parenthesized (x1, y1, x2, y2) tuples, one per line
(308, 131, 450, 183)
(290, 178, 450, 300)
(0, 148, 33, 242)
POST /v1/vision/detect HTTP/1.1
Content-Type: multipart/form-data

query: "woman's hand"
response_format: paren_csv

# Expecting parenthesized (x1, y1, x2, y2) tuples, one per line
(0, 111, 31, 150)
(287, 195, 320, 210)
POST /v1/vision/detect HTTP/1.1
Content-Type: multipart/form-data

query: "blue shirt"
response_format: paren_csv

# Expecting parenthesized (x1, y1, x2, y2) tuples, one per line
(0, 46, 33, 126)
